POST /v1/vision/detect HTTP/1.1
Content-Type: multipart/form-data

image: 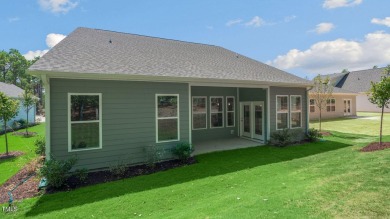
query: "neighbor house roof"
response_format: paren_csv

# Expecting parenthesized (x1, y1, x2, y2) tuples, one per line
(308, 86, 357, 95)
(335, 67, 387, 93)
(0, 82, 24, 98)
(29, 27, 311, 87)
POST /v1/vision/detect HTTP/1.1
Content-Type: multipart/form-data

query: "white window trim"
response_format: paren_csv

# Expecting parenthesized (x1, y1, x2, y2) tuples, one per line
(192, 96, 207, 130)
(156, 94, 180, 143)
(226, 96, 235, 127)
(276, 95, 289, 130)
(68, 93, 102, 152)
(210, 96, 224, 129)
(327, 98, 336, 112)
(290, 95, 302, 129)
(309, 99, 316, 113)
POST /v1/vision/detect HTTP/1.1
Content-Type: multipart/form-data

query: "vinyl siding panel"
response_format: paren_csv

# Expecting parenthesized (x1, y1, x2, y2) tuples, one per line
(270, 86, 308, 140)
(309, 95, 357, 120)
(50, 78, 189, 170)
(356, 93, 390, 113)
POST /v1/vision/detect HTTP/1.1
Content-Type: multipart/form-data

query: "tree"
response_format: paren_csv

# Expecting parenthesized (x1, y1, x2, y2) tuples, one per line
(0, 92, 19, 155)
(368, 65, 390, 145)
(309, 75, 334, 131)
(19, 89, 38, 136)
(0, 50, 9, 82)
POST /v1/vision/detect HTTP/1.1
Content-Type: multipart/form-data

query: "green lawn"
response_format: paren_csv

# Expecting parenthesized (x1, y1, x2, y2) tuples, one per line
(0, 124, 45, 185)
(2, 115, 390, 218)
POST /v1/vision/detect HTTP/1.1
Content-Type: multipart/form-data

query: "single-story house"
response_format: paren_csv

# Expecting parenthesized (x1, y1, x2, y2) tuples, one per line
(28, 27, 312, 170)
(0, 82, 36, 130)
(309, 87, 358, 121)
(325, 67, 390, 113)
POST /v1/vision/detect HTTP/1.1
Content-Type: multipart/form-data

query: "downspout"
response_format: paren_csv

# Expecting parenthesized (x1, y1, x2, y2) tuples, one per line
(41, 74, 51, 160)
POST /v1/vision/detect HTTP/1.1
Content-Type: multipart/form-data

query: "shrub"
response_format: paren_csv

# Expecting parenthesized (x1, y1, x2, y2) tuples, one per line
(39, 157, 77, 188)
(145, 144, 165, 168)
(172, 142, 193, 162)
(269, 129, 292, 147)
(34, 136, 46, 156)
(109, 161, 127, 177)
(74, 168, 88, 183)
(17, 119, 27, 128)
(307, 128, 323, 142)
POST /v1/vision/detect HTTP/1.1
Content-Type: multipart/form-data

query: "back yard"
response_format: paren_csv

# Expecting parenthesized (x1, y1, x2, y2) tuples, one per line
(2, 113, 390, 218)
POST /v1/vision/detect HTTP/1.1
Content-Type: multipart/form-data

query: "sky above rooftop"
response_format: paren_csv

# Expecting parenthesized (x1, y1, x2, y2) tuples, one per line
(1, 0, 389, 79)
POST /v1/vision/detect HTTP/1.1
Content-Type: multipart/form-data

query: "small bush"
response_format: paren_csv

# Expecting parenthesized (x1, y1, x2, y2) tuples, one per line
(74, 168, 88, 183)
(172, 142, 193, 162)
(109, 161, 127, 177)
(34, 136, 46, 156)
(145, 145, 165, 168)
(39, 157, 77, 188)
(307, 128, 323, 142)
(17, 119, 27, 128)
(269, 129, 292, 147)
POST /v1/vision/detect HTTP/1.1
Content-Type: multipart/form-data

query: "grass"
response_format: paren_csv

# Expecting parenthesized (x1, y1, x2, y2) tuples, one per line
(0, 124, 45, 185)
(2, 113, 390, 218)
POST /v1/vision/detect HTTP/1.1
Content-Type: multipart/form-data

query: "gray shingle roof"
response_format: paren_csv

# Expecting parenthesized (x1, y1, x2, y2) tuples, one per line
(335, 67, 387, 93)
(0, 82, 24, 98)
(29, 27, 311, 86)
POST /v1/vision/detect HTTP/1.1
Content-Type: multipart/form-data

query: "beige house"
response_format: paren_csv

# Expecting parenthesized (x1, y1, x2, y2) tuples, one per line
(309, 87, 358, 121)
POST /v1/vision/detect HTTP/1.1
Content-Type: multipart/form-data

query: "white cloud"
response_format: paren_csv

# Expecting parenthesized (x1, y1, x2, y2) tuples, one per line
(24, 33, 66, 60)
(245, 16, 265, 27)
(24, 50, 49, 60)
(46, 33, 66, 48)
(371, 17, 390, 27)
(38, 0, 78, 14)
(284, 15, 297, 23)
(312, 22, 335, 34)
(323, 0, 362, 9)
(268, 31, 390, 74)
(226, 19, 242, 27)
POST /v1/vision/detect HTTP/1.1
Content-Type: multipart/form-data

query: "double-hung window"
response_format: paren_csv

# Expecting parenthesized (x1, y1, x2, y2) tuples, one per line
(276, 95, 288, 130)
(310, 99, 316, 113)
(226, 96, 235, 127)
(156, 94, 179, 143)
(192, 96, 207, 130)
(290, 95, 302, 128)
(210, 96, 223, 128)
(327, 98, 336, 112)
(68, 93, 102, 151)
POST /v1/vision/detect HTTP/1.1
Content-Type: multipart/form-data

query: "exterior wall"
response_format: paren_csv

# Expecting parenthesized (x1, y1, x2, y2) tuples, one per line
(191, 86, 238, 142)
(50, 78, 189, 170)
(270, 86, 308, 140)
(238, 88, 268, 141)
(357, 93, 390, 113)
(309, 95, 357, 120)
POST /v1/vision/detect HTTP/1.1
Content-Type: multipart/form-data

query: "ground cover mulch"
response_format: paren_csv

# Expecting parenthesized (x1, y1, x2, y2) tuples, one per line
(0, 151, 24, 161)
(360, 142, 390, 152)
(12, 131, 37, 137)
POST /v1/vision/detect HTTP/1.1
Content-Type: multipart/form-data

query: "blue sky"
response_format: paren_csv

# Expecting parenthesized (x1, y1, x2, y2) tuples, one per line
(1, 0, 390, 78)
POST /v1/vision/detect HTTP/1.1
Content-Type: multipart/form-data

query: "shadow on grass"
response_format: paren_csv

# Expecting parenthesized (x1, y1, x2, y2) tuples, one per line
(25, 139, 351, 217)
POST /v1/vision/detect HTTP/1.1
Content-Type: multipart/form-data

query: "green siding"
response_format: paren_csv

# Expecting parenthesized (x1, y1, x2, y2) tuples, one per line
(191, 86, 238, 142)
(269, 86, 308, 141)
(239, 88, 268, 140)
(50, 79, 189, 170)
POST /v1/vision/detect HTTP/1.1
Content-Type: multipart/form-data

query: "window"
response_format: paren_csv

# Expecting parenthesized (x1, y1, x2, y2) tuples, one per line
(192, 96, 207, 130)
(210, 96, 223, 128)
(327, 98, 336, 112)
(290, 95, 302, 128)
(68, 93, 102, 151)
(276, 95, 288, 130)
(310, 99, 316, 113)
(156, 95, 179, 143)
(226, 96, 235, 127)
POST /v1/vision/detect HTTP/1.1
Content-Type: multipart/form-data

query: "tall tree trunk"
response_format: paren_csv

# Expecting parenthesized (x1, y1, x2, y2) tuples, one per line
(380, 105, 384, 145)
(26, 108, 29, 135)
(319, 108, 322, 132)
(4, 120, 8, 156)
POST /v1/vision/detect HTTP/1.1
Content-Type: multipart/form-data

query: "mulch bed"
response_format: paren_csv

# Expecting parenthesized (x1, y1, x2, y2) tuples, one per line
(360, 142, 390, 152)
(0, 151, 24, 161)
(12, 131, 37, 137)
(47, 157, 197, 193)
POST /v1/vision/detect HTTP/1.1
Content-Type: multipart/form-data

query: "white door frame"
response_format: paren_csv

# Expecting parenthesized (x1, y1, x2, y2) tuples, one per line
(343, 99, 352, 116)
(240, 101, 264, 141)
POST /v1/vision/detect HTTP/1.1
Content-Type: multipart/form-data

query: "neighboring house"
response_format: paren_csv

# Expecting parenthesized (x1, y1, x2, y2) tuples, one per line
(326, 68, 390, 113)
(0, 82, 36, 129)
(28, 27, 312, 170)
(309, 87, 358, 121)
